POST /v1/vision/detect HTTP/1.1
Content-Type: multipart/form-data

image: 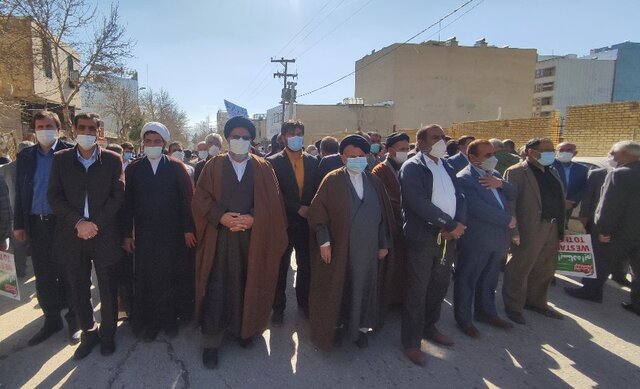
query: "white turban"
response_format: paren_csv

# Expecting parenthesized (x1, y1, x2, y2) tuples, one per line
(141, 122, 170, 142)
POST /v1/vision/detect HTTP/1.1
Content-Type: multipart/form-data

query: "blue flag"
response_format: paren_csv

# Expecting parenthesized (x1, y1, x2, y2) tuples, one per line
(224, 100, 249, 119)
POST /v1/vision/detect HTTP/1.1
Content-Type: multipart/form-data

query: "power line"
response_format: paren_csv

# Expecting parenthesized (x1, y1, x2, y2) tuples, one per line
(298, 0, 480, 98)
(295, 0, 376, 60)
(278, 0, 334, 55)
(284, 0, 349, 58)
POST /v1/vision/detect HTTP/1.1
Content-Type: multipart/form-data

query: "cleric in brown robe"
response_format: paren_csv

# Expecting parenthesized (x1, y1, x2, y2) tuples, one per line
(191, 116, 288, 369)
(308, 134, 394, 350)
(371, 132, 411, 308)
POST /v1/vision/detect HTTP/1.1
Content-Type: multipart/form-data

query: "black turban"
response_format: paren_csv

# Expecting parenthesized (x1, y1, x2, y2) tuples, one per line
(339, 134, 370, 154)
(224, 116, 256, 139)
(386, 132, 410, 148)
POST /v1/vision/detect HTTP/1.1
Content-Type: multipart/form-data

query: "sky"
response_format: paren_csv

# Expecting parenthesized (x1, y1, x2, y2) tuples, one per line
(99, 0, 639, 127)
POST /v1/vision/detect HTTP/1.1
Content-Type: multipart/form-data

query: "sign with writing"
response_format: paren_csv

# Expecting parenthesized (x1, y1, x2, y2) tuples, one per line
(0, 251, 20, 300)
(224, 99, 249, 119)
(557, 234, 597, 279)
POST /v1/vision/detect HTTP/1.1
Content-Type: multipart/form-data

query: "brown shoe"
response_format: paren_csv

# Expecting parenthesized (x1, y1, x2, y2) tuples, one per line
(426, 330, 454, 347)
(457, 323, 480, 338)
(404, 348, 426, 367)
(476, 316, 514, 329)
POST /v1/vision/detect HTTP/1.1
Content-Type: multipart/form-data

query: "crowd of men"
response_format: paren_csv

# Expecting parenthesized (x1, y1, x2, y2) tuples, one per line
(1, 110, 638, 370)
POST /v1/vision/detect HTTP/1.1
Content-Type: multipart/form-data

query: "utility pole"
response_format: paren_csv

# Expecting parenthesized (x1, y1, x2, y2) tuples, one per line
(272, 57, 297, 122)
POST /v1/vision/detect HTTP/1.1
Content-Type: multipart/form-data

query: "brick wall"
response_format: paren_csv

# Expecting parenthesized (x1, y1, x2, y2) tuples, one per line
(563, 101, 640, 156)
(446, 112, 561, 150)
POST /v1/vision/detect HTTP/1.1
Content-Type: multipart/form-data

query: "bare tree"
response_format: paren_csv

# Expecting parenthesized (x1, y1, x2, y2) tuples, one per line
(190, 120, 211, 145)
(98, 77, 139, 140)
(0, 0, 134, 130)
(139, 88, 189, 144)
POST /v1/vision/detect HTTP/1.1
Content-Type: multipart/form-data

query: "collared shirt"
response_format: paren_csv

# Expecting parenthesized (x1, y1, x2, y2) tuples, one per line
(31, 141, 58, 215)
(347, 169, 364, 200)
(76, 147, 98, 219)
(229, 154, 249, 181)
(472, 165, 504, 209)
(562, 162, 572, 189)
(528, 160, 564, 220)
(422, 155, 457, 218)
(285, 148, 305, 197)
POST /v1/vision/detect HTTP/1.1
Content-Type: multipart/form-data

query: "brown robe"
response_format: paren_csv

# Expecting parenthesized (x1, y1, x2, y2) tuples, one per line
(371, 160, 407, 308)
(307, 167, 395, 350)
(192, 153, 288, 338)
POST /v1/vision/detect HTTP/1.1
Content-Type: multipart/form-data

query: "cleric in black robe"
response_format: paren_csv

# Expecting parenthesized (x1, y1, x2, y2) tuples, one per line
(121, 122, 196, 341)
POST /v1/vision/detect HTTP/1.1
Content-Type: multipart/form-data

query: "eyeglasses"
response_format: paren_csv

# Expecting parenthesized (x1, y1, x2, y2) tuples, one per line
(229, 135, 252, 141)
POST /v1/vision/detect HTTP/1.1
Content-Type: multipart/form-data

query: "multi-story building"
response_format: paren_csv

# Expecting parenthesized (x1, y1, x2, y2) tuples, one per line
(354, 38, 537, 129)
(533, 41, 640, 117)
(0, 17, 81, 140)
(216, 109, 228, 135)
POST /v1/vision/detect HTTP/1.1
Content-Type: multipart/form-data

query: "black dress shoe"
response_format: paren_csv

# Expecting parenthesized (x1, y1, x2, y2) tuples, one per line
(238, 336, 254, 349)
(73, 331, 100, 360)
(621, 302, 640, 316)
(564, 286, 603, 303)
(28, 321, 63, 346)
(68, 327, 82, 345)
(202, 348, 218, 369)
(100, 338, 116, 356)
(271, 311, 284, 328)
(354, 332, 369, 348)
(524, 304, 564, 320)
(505, 309, 527, 325)
(165, 326, 179, 339)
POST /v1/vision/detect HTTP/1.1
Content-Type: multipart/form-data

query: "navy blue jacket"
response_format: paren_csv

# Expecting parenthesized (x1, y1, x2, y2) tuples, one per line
(446, 152, 469, 174)
(552, 160, 589, 206)
(317, 154, 344, 186)
(456, 164, 516, 253)
(14, 140, 73, 232)
(399, 152, 466, 241)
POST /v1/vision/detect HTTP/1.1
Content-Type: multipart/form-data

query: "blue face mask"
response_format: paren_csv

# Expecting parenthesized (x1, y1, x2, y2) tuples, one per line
(287, 135, 304, 152)
(346, 156, 367, 174)
(537, 151, 556, 166)
(124, 152, 133, 161)
(370, 143, 381, 154)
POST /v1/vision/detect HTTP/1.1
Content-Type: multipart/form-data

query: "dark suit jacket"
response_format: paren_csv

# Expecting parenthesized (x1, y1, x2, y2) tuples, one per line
(446, 152, 469, 174)
(268, 150, 319, 222)
(14, 140, 73, 232)
(595, 160, 640, 241)
(552, 160, 589, 205)
(48, 146, 125, 266)
(317, 154, 344, 185)
(193, 156, 212, 185)
(579, 168, 607, 226)
(457, 165, 515, 253)
(399, 152, 466, 241)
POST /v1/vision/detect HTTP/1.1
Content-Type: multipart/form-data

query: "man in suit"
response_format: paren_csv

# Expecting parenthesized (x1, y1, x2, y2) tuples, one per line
(268, 120, 319, 325)
(399, 125, 466, 367)
(48, 113, 125, 359)
(566, 141, 640, 314)
(194, 133, 223, 184)
(503, 138, 566, 325)
(446, 135, 475, 174)
(553, 142, 589, 224)
(0, 141, 34, 277)
(455, 140, 516, 338)
(13, 111, 77, 346)
(317, 136, 344, 182)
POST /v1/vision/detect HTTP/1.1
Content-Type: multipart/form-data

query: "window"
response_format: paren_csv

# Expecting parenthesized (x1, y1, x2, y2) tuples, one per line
(540, 111, 551, 117)
(67, 55, 74, 75)
(534, 82, 554, 92)
(535, 67, 555, 78)
(42, 39, 53, 79)
(541, 97, 553, 106)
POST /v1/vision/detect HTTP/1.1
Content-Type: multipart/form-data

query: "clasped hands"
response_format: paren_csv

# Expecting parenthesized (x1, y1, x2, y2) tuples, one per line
(76, 220, 98, 240)
(221, 212, 254, 232)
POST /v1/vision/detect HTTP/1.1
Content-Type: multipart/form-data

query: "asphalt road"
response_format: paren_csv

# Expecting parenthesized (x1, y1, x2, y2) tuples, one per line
(1, 262, 639, 388)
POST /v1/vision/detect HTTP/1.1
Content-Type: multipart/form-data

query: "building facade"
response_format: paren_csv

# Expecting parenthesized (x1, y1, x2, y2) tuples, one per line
(354, 39, 537, 129)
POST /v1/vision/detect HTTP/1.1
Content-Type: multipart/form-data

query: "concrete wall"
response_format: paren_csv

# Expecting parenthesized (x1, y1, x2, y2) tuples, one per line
(447, 111, 562, 150)
(355, 43, 537, 129)
(551, 58, 615, 116)
(563, 101, 640, 156)
(611, 42, 640, 102)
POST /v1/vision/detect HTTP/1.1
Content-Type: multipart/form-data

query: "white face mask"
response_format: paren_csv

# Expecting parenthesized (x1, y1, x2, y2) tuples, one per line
(428, 139, 447, 159)
(171, 151, 185, 161)
(229, 138, 251, 156)
(208, 145, 221, 157)
(198, 150, 209, 160)
(145, 146, 163, 159)
(394, 151, 409, 164)
(607, 154, 618, 168)
(36, 129, 57, 146)
(480, 156, 499, 172)
(556, 151, 574, 163)
(76, 135, 96, 151)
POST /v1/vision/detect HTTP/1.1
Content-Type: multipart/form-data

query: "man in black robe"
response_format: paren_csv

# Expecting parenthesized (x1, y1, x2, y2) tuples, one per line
(122, 122, 195, 341)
